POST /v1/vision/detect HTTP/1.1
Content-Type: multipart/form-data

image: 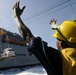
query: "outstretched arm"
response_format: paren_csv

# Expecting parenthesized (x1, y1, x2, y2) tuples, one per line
(13, 1, 34, 44)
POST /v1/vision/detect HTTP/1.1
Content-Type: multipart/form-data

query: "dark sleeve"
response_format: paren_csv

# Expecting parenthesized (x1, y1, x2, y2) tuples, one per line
(45, 47, 63, 75)
(28, 37, 63, 75)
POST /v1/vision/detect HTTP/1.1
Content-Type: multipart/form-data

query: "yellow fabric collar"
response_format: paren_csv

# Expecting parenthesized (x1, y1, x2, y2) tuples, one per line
(61, 48, 76, 57)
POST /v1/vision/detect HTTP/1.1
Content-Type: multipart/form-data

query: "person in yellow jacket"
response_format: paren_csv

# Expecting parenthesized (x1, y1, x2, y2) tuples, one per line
(13, 1, 76, 75)
(52, 20, 76, 75)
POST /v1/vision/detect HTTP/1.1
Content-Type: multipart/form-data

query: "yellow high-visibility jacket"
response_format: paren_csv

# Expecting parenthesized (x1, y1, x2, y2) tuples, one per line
(60, 48, 76, 75)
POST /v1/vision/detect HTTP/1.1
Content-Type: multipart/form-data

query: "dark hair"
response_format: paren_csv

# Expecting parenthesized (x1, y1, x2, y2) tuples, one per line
(57, 38, 76, 48)
(61, 41, 71, 48)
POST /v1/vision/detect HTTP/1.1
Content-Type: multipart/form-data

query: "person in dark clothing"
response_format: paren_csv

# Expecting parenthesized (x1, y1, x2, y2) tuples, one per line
(13, 1, 76, 75)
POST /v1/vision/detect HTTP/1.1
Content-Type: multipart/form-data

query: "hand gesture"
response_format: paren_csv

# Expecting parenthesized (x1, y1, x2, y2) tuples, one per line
(49, 18, 57, 29)
(13, 1, 26, 17)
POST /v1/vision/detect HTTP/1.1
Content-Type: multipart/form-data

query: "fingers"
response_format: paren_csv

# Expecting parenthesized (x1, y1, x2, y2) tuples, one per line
(13, 1, 26, 10)
(49, 18, 57, 24)
(18, 1, 20, 8)
(22, 6, 26, 12)
(13, 1, 19, 9)
(12, 2, 17, 9)
(12, 2, 16, 9)
(15, 2, 18, 8)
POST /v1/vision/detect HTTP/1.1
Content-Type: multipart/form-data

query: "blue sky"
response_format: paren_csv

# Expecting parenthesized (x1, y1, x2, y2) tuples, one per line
(0, 0, 76, 48)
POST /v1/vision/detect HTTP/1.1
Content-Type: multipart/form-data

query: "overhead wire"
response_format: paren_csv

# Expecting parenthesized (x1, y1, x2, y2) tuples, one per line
(8, 0, 70, 30)
(25, 1, 76, 24)
(7, 0, 69, 31)
(69, 0, 75, 19)
(7, 0, 76, 31)
(24, 0, 70, 22)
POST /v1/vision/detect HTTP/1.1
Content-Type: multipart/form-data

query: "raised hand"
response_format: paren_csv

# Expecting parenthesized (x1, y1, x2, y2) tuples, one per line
(49, 18, 57, 29)
(13, 1, 34, 44)
(13, 1, 26, 17)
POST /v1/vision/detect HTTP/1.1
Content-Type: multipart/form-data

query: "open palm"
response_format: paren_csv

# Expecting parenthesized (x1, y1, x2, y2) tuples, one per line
(13, 1, 26, 17)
